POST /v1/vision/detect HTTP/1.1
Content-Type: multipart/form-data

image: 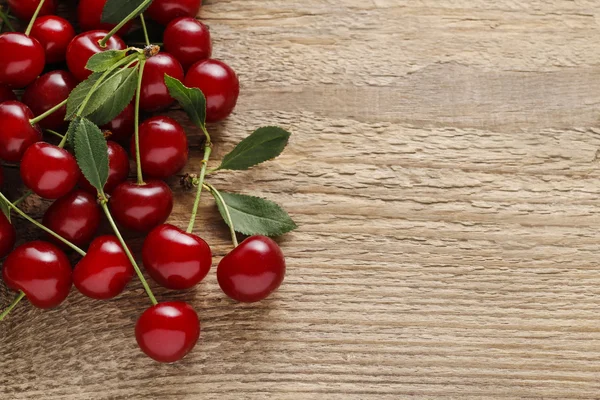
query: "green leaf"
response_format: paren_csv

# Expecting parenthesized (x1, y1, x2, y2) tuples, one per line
(0, 197, 10, 222)
(88, 67, 138, 126)
(102, 0, 152, 24)
(66, 71, 123, 119)
(211, 191, 297, 237)
(66, 117, 82, 150)
(217, 127, 291, 171)
(86, 50, 128, 72)
(73, 118, 109, 194)
(164, 74, 206, 130)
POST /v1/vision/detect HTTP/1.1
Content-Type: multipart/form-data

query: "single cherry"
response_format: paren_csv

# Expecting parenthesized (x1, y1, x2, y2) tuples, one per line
(142, 224, 212, 290)
(102, 103, 134, 143)
(0, 33, 45, 88)
(20, 142, 80, 199)
(184, 59, 239, 122)
(22, 70, 77, 130)
(217, 236, 286, 303)
(0, 212, 16, 259)
(0, 84, 16, 103)
(2, 241, 72, 309)
(78, 0, 133, 37)
(66, 30, 126, 82)
(135, 301, 200, 363)
(43, 190, 101, 248)
(132, 116, 188, 179)
(146, 0, 202, 26)
(110, 180, 174, 232)
(0, 101, 42, 162)
(30, 16, 76, 64)
(79, 141, 130, 195)
(163, 17, 212, 70)
(7, 0, 56, 21)
(73, 236, 135, 300)
(140, 53, 184, 112)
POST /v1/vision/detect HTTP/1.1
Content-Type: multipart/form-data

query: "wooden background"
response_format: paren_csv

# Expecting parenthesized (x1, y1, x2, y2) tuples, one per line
(2, 0, 600, 398)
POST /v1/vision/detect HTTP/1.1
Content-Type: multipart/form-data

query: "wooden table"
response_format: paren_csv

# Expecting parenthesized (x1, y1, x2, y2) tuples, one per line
(2, 0, 600, 398)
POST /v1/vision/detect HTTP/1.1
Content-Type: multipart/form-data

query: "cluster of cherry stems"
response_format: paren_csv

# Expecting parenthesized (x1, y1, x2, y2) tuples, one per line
(0, 0, 287, 363)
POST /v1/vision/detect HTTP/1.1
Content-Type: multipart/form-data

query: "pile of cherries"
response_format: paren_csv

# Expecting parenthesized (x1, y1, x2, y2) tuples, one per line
(0, 0, 287, 363)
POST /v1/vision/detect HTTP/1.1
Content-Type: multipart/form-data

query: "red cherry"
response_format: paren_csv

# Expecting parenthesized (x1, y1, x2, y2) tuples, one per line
(135, 301, 200, 363)
(43, 190, 101, 248)
(73, 235, 135, 300)
(102, 103, 134, 143)
(79, 141, 130, 195)
(184, 59, 239, 122)
(30, 16, 76, 64)
(142, 224, 212, 290)
(140, 53, 184, 112)
(0, 33, 45, 88)
(146, 0, 202, 26)
(0, 84, 16, 103)
(0, 212, 16, 259)
(7, 0, 56, 21)
(0, 101, 42, 163)
(217, 236, 286, 303)
(2, 241, 72, 309)
(20, 142, 80, 199)
(132, 116, 188, 179)
(163, 17, 211, 70)
(22, 70, 77, 130)
(110, 180, 173, 232)
(78, 0, 133, 37)
(66, 30, 126, 82)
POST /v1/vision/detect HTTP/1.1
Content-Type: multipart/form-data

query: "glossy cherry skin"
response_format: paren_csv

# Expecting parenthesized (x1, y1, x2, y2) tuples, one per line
(0, 84, 16, 103)
(20, 142, 80, 199)
(217, 236, 286, 303)
(67, 30, 126, 82)
(146, 0, 202, 26)
(7, 0, 57, 21)
(30, 16, 76, 64)
(0, 101, 43, 162)
(78, 0, 133, 37)
(140, 53, 184, 112)
(79, 141, 130, 195)
(164, 17, 212, 70)
(110, 180, 174, 232)
(132, 116, 188, 179)
(135, 301, 200, 363)
(22, 70, 77, 130)
(0, 212, 16, 259)
(184, 59, 239, 122)
(2, 241, 72, 309)
(73, 235, 135, 300)
(43, 190, 101, 248)
(0, 33, 45, 88)
(102, 103, 134, 142)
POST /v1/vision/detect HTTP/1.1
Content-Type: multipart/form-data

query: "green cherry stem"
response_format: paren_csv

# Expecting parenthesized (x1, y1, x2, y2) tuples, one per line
(24, 0, 46, 36)
(204, 183, 239, 247)
(186, 145, 212, 233)
(140, 14, 150, 47)
(0, 7, 15, 32)
(46, 129, 65, 140)
(13, 190, 32, 207)
(134, 59, 147, 185)
(0, 292, 25, 321)
(99, 0, 153, 48)
(29, 99, 68, 126)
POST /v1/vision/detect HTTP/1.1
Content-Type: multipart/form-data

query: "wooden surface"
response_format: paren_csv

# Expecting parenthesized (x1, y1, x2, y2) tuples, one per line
(3, 0, 600, 398)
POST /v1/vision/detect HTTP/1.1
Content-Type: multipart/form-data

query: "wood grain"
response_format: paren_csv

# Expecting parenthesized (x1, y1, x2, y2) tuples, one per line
(2, 0, 600, 398)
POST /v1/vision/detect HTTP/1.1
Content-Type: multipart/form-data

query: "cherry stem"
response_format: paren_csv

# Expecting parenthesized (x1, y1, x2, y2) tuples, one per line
(134, 59, 147, 186)
(13, 190, 32, 207)
(0, 291, 25, 322)
(46, 129, 65, 140)
(30, 99, 68, 126)
(24, 0, 46, 36)
(0, 7, 15, 32)
(140, 14, 150, 47)
(204, 183, 239, 247)
(100, 202, 158, 305)
(99, 0, 153, 48)
(186, 145, 212, 233)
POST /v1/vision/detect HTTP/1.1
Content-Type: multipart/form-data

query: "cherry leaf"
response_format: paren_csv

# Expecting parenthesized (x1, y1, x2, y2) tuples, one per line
(164, 74, 207, 130)
(73, 118, 109, 194)
(217, 127, 291, 171)
(86, 50, 128, 72)
(102, 0, 151, 24)
(89, 67, 138, 126)
(66, 71, 123, 119)
(0, 197, 11, 222)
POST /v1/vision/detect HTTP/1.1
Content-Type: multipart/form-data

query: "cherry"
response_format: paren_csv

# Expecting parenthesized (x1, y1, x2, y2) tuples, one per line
(102, 103, 134, 143)
(0, 84, 16, 103)
(0, 101, 42, 163)
(73, 235, 135, 300)
(0, 33, 45, 88)
(30, 16, 76, 64)
(20, 142, 80, 199)
(7, 0, 57, 21)
(2, 241, 72, 309)
(217, 236, 286, 303)
(142, 224, 212, 290)
(79, 141, 130, 195)
(184, 59, 239, 122)
(0, 212, 16, 259)
(66, 30, 126, 82)
(132, 116, 188, 179)
(135, 301, 200, 363)
(110, 180, 174, 232)
(140, 53, 184, 112)
(22, 70, 77, 130)
(78, 0, 133, 37)
(163, 17, 212, 70)
(43, 190, 101, 248)
(146, 0, 202, 26)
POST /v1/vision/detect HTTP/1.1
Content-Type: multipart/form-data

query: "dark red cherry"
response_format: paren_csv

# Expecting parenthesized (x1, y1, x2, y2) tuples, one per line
(43, 190, 101, 248)
(0, 212, 16, 259)
(163, 17, 211, 70)
(79, 141, 130, 195)
(20, 142, 79, 199)
(217, 236, 286, 303)
(142, 224, 212, 290)
(73, 235, 135, 300)
(7, 0, 57, 21)
(146, 0, 202, 26)
(184, 59, 239, 122)
(30, 16, 76, 64)
(0, 101, 42, 162)
(140, 53, 184, 112)
(110, 180, 173, 232)
(66, 30, 126, 82)
(102, 103, 134, 143)
(135, 301, 200, 363)
(0, 84, 16, 103)
(0, 33, 45, 88)
(78, 0, 133, 37)
(22, 70, 77, 130)
(132, 116, 188, 179)
(2, 241, 72, 309)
